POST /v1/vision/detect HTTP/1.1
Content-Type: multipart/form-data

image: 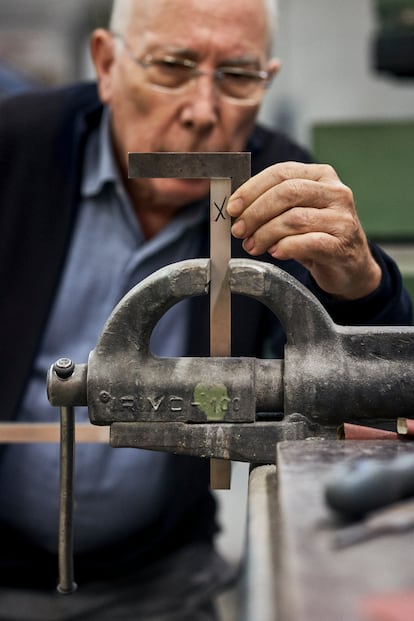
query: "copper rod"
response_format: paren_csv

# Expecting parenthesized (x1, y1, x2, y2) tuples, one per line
(0, 422, 109, 443)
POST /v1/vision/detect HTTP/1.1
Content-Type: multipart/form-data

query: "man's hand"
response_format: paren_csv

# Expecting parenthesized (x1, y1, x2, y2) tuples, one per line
(227, 162, 382, 300)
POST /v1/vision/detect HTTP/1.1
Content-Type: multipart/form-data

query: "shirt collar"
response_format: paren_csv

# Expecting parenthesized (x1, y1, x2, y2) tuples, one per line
(81, 107, 119, 197)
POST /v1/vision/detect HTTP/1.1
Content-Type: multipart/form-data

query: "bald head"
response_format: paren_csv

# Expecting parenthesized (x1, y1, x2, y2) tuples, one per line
(109, 0, 277, 54)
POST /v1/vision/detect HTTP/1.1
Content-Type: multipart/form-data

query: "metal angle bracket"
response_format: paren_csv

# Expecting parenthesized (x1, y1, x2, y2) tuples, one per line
(128, 152, 251, 489)
(128, 151, 251, 192)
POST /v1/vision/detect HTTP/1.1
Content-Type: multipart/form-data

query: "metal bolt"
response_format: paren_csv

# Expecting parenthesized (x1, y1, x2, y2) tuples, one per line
(99, 391, 111, 404)
(54, 358, 75, 380)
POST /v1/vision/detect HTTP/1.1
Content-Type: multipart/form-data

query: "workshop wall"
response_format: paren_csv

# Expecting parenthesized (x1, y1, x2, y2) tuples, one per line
(260, 0, 414, 146)
(0, 0, 111, 91)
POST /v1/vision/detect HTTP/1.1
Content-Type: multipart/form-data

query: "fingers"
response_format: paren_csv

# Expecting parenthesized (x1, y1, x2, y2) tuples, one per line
(231, 178, 333, 239)
(227, 161, 355, 257)
(228, 161, 339, 219)
(226, 161, 382, 299)
(241, 205, 355, 257)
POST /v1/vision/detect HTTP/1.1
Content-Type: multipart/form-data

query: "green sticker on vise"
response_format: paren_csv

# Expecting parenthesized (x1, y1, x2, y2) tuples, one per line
(193, 383, 230, 421)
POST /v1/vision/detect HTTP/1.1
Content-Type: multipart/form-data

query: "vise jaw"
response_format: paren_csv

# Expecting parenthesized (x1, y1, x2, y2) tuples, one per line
(48, 258, 414, 463)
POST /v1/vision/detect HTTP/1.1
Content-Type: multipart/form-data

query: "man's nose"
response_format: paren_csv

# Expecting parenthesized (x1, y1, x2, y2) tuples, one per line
(180, 75, 220, 131)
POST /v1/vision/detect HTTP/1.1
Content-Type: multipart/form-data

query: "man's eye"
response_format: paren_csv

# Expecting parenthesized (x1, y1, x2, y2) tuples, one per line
(222, 70, 257, 83)
(148, 58, 193, 87)
(227, 72, 252, 80)
(154, 58, 191, 72)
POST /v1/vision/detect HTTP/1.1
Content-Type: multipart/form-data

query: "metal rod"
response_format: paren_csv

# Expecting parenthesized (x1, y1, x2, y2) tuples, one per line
(0, 422, 109, 443)
(57, 406, 77, 594)
(210, 177, 232, 489)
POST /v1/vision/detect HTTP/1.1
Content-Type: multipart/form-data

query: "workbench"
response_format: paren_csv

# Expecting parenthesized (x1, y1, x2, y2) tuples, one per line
(243, 439, 414, 621)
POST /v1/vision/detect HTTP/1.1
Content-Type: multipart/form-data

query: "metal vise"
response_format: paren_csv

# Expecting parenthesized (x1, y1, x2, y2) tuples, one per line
(48, 258, 414, 464)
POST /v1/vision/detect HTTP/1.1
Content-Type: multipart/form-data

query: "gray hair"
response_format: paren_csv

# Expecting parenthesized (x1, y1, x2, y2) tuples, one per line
(109, 0, 135, 34)
(109, 0, 278, 56)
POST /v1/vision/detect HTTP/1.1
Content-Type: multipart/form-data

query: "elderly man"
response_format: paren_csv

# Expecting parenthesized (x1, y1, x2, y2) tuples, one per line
(0, 0, 411, 619)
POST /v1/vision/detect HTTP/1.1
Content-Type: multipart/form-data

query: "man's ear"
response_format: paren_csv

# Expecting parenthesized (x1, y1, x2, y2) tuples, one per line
(90, 29, 116, 103)
(268, 57, 282, 79)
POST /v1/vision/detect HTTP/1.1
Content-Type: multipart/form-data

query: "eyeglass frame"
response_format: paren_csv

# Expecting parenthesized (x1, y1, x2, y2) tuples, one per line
(109, 31, 274, 105)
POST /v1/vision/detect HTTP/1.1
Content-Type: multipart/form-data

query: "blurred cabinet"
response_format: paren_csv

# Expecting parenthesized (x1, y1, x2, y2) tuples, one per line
(313, 121, 414, 306)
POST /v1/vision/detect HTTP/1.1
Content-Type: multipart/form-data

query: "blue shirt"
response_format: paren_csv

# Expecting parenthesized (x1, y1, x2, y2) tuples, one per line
(0, 109, 209, 553)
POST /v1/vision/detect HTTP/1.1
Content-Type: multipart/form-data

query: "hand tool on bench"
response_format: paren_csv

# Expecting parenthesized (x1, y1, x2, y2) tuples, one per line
(332, 498, 414, 549)
(325, 453, 414, 518)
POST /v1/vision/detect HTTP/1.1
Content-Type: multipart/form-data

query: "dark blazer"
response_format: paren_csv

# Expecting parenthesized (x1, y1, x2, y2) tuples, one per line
(0, 83, 411, 583)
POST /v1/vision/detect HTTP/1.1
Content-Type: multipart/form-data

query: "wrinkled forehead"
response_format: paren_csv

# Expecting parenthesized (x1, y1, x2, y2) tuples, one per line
(124, 0, 270, 59)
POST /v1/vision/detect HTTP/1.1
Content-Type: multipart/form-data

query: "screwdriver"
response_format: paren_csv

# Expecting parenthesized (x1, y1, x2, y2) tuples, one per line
(333, 498, 414, 549)
(324, 453, 414, 518)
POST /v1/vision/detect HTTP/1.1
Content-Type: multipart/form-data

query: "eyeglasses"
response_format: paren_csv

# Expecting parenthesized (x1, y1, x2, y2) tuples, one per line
(111, 32, 273, 105)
